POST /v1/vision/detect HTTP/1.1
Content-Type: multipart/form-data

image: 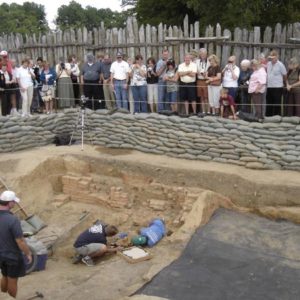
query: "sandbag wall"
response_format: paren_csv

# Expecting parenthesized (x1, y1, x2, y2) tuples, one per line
(1, 109, 300, 171)
(0, 110, 77, 152)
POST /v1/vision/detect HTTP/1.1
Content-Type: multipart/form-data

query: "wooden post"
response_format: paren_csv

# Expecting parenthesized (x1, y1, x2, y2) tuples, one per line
(221, 29, 231, 67)
(139, 24, 146, 59)
(183, 15, 189, 55)
(253, 27, 261, 61)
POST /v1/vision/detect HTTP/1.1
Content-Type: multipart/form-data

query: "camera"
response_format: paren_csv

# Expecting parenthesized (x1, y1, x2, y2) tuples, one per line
(147, 67, 153, 72)
(60, 62, 65, 70)
(80, 95, 88, 109)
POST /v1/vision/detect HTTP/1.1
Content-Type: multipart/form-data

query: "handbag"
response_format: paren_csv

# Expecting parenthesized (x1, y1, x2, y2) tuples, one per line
(41, 84, 49, 92)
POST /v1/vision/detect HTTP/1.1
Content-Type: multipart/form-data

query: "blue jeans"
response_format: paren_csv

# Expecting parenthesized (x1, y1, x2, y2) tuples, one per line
(158, 80, 167, 112)
(131, 85, 148, 113)
(114, 80, 128, 109)
(227, 87, 238, 101)
(167, 91, 177, 105)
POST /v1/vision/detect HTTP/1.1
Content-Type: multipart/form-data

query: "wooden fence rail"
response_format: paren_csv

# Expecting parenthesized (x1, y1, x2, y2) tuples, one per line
(0, 15, 299, 67)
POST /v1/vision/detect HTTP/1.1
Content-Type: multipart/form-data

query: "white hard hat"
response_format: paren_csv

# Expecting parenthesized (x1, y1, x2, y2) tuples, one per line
(0, 50, 8, 56)
(0, 190, 20, 203)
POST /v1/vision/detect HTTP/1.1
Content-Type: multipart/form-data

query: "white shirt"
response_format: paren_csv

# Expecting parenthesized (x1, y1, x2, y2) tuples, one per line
(267, 61, 287, 88)
(222, 64, 240, 88)
(110, 60, 130, 80)
(16, 67, 34, 88)
(178, 62, 197, 83)
(196, 59, 210, 79)
(131, 65, 147, 86)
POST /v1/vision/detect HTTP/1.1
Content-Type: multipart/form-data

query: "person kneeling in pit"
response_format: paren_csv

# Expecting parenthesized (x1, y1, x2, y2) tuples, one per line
(219, 87, 237, 120)
(73, 222, 119, 266)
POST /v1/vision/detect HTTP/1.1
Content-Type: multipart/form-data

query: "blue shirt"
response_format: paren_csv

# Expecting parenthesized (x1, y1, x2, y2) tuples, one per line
(0, 210, 23, 262)
(40, 68, 57, 85)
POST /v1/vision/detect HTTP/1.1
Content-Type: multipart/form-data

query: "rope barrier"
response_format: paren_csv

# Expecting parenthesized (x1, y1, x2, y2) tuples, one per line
(1, 80, 299, 108)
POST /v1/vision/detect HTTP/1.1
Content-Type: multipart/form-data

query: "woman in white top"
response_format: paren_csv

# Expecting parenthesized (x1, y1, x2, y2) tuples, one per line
(55, 57, 75, 108)
(16, 58, 35, 117)
(222, 55, 240, 101)
(68, 55, 80, 105)
(129, 54, 148, 113)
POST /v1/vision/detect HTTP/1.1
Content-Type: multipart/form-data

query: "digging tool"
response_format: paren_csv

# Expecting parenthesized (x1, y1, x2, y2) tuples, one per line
(26, 291, 44, 300)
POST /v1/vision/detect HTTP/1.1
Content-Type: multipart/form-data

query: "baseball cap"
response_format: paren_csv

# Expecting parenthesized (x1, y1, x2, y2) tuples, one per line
(0, 50, 8, 56)
(0, 190, 20, 203)
(116, 51, 123, 57)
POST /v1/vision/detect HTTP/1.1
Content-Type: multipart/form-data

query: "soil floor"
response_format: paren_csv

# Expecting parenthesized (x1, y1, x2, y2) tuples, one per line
(0, 145, 300, 300)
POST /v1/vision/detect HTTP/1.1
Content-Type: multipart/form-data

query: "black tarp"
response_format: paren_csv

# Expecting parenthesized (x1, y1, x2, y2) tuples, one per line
(137, 208, 300, 300)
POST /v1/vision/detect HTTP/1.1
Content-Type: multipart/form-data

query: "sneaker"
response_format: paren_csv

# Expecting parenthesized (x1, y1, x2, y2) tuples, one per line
(72, 254, 83, 264)
(82, 256, 95, 267)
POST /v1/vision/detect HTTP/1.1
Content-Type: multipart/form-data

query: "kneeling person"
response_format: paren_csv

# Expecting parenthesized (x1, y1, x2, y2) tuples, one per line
(73, 223, 118, 266)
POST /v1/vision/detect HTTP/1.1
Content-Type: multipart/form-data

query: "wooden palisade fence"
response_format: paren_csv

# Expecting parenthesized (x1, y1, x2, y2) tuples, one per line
(0, 15, 299, 67)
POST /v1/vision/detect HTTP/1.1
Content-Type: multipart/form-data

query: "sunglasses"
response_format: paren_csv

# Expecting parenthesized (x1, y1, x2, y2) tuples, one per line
(228, 61, 234, 63)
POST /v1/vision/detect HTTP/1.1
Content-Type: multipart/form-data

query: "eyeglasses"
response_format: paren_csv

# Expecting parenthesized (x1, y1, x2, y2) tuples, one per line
(117, 56, 122, 59)
(228, 61, 234, 63)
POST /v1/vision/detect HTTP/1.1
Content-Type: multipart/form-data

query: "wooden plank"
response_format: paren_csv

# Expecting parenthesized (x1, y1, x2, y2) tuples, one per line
(139, 24, 146, 59)
(127, 17, 135, 60)
(215, 24, 221, 58)
(253, 26, 261, 61)
(158, 22, 164, 55)
(233, 27, 242, 65)
(173, 26, 180, 64)
(146, 24, 152, 59)
(221, 29, 231, 67)
(190, 24, 194, 52)
(151, 26, 158, 60)
(248, 30, 254, 60)
(179, 28, 184, 62)
(242, 29, 249, 60)
(194, 21, 200, 52)
(183, 15, 189, 55)
(280, 25, 287, 64)
(292, 22, 300, 58)
(168, 26, 173, 58)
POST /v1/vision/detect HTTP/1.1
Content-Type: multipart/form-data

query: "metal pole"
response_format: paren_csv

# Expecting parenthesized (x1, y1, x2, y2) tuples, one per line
(81, 109, 84, 151)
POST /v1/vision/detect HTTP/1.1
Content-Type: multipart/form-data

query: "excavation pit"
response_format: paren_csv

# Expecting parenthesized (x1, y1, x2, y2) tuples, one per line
(1, 145, 300, 300)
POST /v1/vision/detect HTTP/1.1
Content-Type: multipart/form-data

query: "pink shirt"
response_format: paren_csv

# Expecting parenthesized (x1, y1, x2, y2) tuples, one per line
(248, 67, 267, 94)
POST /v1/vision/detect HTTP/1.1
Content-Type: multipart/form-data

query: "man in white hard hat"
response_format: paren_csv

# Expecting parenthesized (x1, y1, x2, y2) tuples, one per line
(0, 190, 32, 298)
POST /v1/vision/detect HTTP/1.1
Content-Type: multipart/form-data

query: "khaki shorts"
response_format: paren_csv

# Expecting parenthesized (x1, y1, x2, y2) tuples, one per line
(74, 243, 106, 256)
(197, 79, 208, 100)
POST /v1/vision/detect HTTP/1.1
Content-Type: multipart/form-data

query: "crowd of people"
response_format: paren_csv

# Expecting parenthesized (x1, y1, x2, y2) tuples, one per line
(0, 48, 299, 119)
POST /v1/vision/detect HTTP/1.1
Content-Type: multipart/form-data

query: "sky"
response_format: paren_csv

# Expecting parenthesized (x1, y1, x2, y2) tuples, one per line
(2, 0, 123, 29)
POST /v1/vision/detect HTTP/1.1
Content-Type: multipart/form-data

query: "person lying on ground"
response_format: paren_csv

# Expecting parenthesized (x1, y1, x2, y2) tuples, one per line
(73, 222, 119, 266)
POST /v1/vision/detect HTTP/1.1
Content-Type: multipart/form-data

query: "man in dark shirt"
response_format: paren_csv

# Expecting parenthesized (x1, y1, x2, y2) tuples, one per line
(0, 190, 32, 298)
(81, 53, 102, 110)
(73, 222, 118, 266)
(100, 54, 115, 110)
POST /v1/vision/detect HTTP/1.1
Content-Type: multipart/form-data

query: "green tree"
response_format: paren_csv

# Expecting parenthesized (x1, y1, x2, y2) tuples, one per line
(0, 2, 48, 35)
(126, 0, 300, 30)
(56, 1, 130, 30)
(134, 0, 197, 26)
(186, 0, 300, 29)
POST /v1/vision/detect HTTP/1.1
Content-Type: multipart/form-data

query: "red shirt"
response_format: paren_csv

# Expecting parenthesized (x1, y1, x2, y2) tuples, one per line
(220, 94, 236, 107)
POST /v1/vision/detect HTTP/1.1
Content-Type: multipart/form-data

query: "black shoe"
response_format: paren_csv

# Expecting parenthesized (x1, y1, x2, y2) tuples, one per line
(198, 112, 206, 118)
(72, 255, 83, 264)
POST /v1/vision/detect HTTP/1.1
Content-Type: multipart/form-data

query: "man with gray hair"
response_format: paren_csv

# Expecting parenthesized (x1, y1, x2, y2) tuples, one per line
(266, 50, 287, 116)
(81, 53, 102, 110)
